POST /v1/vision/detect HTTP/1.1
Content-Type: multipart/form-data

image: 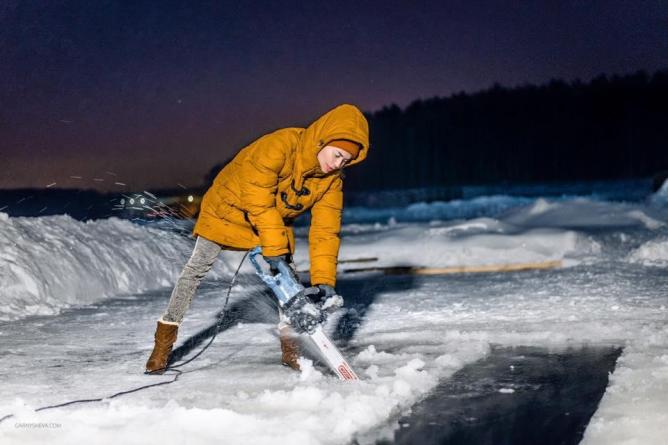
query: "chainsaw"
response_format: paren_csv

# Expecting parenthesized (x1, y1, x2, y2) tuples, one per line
(249, 246, 358, 381)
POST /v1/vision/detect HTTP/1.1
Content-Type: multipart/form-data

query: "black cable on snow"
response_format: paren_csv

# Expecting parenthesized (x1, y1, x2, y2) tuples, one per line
(0, 250, 250, 425)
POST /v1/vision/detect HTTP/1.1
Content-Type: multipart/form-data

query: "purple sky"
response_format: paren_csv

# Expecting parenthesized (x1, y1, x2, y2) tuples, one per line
(2, 0, 667, 191)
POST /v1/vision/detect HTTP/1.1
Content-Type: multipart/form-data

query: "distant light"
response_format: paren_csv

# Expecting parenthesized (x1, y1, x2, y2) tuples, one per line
(120, 199, 125, 205)
(187, 195, 194, 202)
(140, 198, 146, 205)
(129, 198, 135, 205)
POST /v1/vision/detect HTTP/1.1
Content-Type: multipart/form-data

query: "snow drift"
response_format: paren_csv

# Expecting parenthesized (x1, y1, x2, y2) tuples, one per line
(0, 214, 232, 321)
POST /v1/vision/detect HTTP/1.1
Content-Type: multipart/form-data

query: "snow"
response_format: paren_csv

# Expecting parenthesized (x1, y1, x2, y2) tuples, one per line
(343, 195, 536, 224)
(649, 177, 668, 207)
(1, 183, 668, 444)
(628, 238, 668, 265)
(0, 215, 232, 321)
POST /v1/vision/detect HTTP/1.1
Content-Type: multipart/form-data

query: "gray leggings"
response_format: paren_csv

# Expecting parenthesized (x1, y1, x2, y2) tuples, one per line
(162, 236, 222, 323)
(162, 236, 289, 328)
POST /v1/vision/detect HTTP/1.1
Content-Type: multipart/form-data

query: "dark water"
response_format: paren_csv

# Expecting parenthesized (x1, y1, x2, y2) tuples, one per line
(357, 346, 622, 445)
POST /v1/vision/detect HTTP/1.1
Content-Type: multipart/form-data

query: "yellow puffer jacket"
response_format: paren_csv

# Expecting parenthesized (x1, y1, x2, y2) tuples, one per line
(192, 104, 370, 286)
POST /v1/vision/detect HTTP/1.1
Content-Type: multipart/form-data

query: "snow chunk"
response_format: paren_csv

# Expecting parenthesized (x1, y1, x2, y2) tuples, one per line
(356, 345, 397, 363)
(628, 238, 668, 266)
(298, 358, 324, 382)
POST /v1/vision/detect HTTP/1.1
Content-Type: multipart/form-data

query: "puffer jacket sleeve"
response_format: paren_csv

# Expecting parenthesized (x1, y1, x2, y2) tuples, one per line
(239, 142, 290, 257)
(309, 176, 343, 286)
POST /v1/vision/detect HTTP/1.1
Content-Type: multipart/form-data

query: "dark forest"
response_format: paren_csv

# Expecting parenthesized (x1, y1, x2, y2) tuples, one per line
(345, 70, 668, 192)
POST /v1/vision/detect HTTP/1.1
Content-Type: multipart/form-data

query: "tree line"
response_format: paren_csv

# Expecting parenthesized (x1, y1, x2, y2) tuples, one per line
(344, 70, 668, 191)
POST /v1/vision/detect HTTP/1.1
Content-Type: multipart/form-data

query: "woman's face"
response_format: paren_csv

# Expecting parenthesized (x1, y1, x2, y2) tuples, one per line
(317, 145, 353, 174)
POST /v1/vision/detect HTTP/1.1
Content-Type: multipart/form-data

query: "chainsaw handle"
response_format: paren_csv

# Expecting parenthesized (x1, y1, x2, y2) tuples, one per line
(249, 246, 297, 279)
(248, 246, 304, 305)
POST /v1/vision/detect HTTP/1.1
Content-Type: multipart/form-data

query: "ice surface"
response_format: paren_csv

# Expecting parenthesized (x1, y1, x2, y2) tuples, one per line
(1, 188, 668, 444)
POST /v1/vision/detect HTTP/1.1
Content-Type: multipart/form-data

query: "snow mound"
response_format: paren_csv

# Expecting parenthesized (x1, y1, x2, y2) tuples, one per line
(323, 219, 599, 271)
(649, 178, 668, 207)
(502, 198, 665, 230)
(325, 197, 668, 273)
(627, 238, 668, 265)
(0, 214, 231, 321)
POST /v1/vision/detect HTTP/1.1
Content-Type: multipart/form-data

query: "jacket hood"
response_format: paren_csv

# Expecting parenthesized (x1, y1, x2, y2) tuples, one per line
(294, 104, 370, 190)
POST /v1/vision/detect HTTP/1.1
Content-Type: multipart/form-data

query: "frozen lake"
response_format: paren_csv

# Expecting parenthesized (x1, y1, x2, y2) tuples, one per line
(1, 181, 667, 444)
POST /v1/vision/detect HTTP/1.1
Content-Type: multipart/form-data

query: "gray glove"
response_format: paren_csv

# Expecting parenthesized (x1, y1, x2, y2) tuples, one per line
(263, 254, 298, 279)
(304, 284, 344, 313)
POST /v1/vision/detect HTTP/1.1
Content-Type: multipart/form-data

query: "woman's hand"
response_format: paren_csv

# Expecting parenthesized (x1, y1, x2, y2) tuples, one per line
(263, 254, 297, 278)
(305, 284, 344, 312)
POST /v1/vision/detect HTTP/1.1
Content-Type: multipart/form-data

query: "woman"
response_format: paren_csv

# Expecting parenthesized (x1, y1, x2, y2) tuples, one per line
(145, 104, 370, 373)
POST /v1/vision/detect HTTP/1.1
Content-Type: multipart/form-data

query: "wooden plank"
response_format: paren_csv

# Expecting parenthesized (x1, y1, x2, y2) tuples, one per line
(343, 260, 562, 276)
(338, 257, 379, 264)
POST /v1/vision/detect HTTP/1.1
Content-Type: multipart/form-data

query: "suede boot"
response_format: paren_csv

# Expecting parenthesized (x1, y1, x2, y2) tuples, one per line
(145, 318, 179, 374)
(279, 327, 301, 371)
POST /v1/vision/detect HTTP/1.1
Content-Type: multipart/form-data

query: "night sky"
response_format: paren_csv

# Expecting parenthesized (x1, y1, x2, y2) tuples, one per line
(2, 1, 666, 191)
